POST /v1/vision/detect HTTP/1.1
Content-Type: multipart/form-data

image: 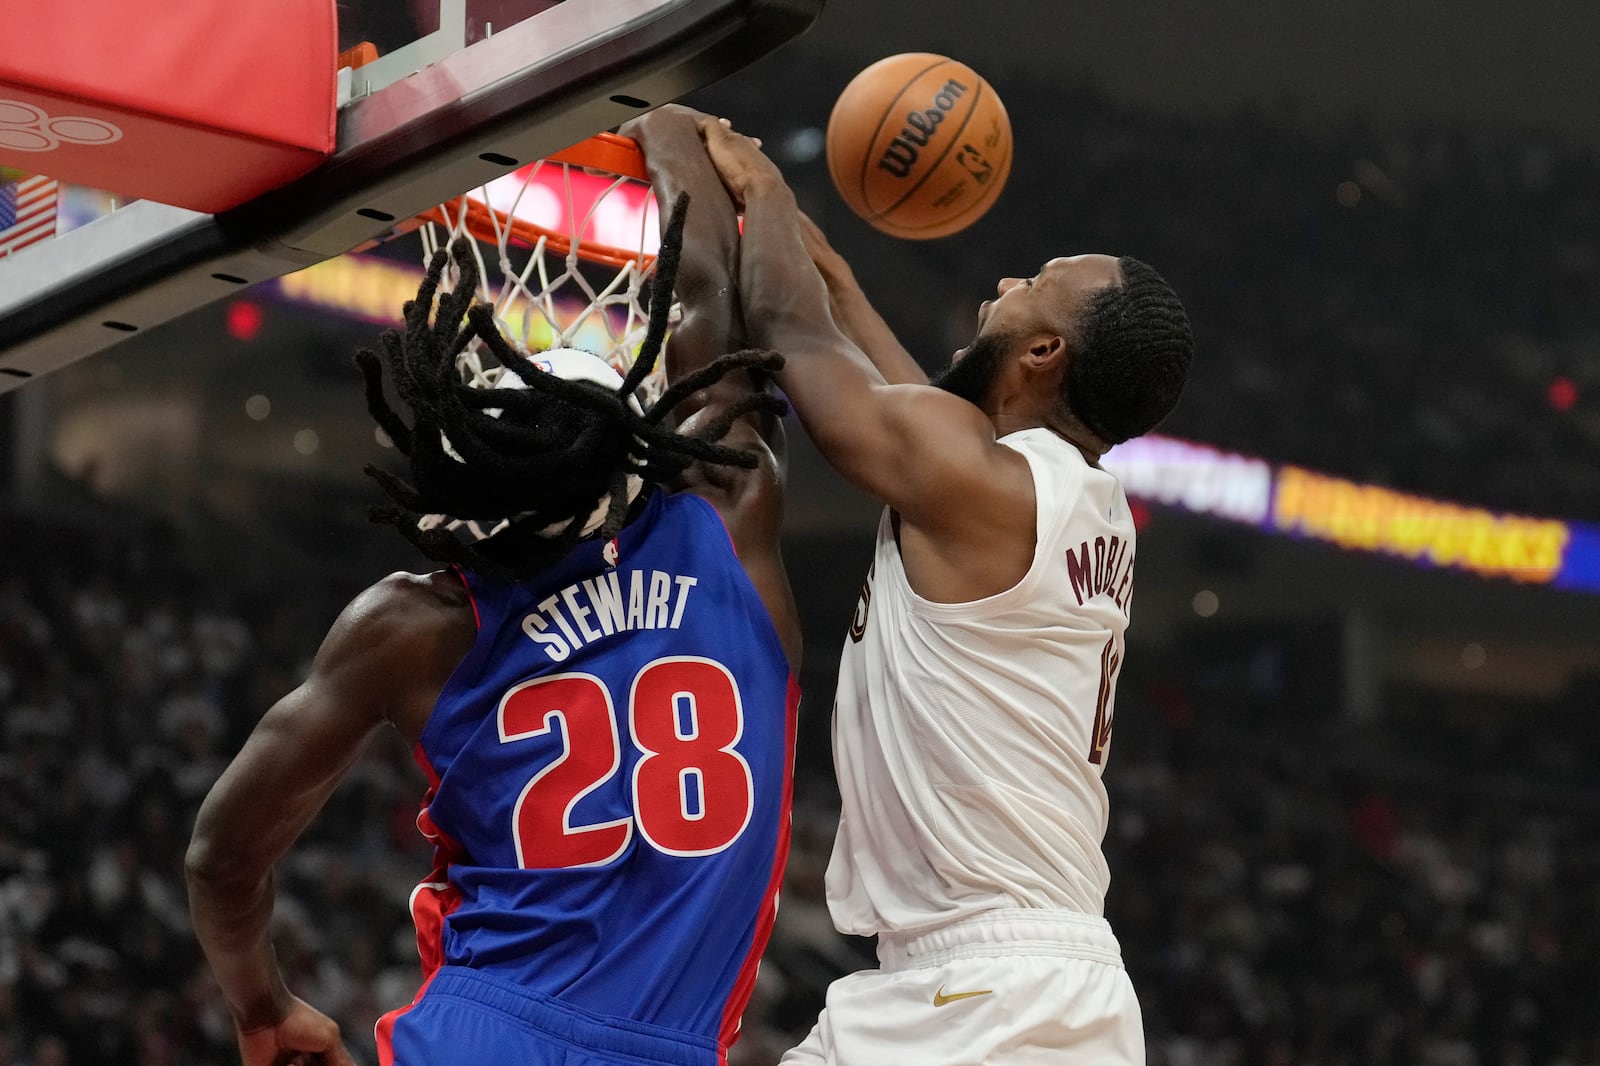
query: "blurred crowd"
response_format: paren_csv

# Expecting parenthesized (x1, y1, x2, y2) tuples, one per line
(0, 510, 424, 1066)
(4, 503, 1599, 1066)
(1099, 689, 1600, 1066)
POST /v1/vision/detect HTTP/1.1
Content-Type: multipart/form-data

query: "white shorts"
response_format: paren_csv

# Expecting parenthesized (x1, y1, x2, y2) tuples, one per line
(779, 909, 1143, 1066)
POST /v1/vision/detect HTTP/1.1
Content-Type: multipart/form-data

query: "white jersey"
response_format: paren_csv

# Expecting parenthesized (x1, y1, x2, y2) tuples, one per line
(825, 428, 1137, 936)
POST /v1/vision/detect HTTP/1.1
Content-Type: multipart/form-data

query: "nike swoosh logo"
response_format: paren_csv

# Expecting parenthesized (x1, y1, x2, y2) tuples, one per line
(933, 985, 993, 1007)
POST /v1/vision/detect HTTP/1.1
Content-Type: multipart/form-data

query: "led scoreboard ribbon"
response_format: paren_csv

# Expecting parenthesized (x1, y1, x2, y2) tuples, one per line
(1103, 435, 1600, 594)
(267, 256, 1600, 595)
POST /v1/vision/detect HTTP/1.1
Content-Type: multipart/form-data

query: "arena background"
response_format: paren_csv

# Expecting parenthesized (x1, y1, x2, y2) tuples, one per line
(2, 1, 1599, 1063)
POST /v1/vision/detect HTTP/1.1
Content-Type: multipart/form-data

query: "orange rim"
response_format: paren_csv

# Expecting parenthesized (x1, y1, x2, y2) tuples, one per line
(421, 132, 654, 271)
(547, 130, 648, 182)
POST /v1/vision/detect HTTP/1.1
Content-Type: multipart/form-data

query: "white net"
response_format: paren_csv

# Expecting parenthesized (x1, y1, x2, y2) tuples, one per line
(417, 141, 675, 406)
(410, 137, 668, 544)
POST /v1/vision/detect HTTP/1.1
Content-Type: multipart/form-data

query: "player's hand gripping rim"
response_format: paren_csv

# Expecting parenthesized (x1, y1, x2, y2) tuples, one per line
(697, 116, 775, 209)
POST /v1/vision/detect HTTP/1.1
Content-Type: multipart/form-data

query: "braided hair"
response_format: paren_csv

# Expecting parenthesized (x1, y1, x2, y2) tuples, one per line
(1065, 257, 1194, 445)
(355, 193, 787, 581)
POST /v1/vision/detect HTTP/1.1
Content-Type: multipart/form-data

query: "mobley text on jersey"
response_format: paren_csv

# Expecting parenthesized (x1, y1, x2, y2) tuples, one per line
(521, 569, 699, 663)
(1065, 534, 1135, 615)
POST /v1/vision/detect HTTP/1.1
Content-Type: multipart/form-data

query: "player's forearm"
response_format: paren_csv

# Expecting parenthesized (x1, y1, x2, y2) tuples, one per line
(655, 175, 741, 306)
(633, 119, 741, 307)
(807, 249, 927, 385)
(734, 180, 898, 465)
(631, 113, 747, 391)
(735, 181, 877, 381)
(185, 851, 293, 1029)
(184, 722, 323, 1031)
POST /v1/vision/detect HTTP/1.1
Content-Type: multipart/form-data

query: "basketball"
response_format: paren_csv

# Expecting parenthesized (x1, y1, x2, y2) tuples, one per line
(825, 53, 1012, 239)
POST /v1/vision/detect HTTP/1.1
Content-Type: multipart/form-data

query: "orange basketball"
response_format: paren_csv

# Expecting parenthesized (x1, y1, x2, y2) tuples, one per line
(825, 53, 1012, 240)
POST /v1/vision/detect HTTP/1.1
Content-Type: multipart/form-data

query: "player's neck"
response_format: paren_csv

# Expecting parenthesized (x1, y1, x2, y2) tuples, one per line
(988, 397, 1104, 458)
(1036, 407, 1110, 464)
(998, 403, 1113, 460)
(985, 365, 1091, 449)
(989, 408, 1044, 439)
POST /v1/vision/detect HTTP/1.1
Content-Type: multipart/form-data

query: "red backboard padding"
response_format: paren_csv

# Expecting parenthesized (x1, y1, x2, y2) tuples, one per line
(0, 0, 337, 213)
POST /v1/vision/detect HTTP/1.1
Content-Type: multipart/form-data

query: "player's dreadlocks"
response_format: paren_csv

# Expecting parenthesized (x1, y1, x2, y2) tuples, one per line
(354, 193, 787, 581)
(1065, 256, 1194, 445)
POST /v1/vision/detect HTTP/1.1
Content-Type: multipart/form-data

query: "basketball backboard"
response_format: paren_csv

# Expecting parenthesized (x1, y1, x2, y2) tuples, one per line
(0, 0, 823, 392)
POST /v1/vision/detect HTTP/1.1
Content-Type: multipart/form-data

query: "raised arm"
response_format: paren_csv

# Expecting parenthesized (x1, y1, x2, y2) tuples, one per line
(795, 210, 928, 386)
(698, 118, 1031, 548)
(621, 106, 800, 668)
(623, 106, 747, 388)
(185, 572, 473, 1065)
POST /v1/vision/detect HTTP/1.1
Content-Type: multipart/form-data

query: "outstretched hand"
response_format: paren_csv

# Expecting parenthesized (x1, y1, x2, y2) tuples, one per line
(236, 997, 355, 1066)
(697, 117, 783, 208)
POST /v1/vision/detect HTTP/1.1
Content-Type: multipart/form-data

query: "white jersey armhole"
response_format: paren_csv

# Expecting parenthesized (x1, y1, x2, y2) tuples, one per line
(885, 430, 1076, 624)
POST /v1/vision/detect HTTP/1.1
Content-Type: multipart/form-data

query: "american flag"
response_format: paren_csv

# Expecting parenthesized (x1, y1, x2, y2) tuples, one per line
(0, 174, 60, 258)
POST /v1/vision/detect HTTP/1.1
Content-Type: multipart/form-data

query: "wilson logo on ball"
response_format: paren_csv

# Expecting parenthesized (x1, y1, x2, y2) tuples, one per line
(876, 78, 968, 178)
(828, 53, 1011, 238)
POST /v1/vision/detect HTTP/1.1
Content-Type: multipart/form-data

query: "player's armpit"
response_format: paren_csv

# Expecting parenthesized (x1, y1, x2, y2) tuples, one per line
(768, 325, 1030, 532)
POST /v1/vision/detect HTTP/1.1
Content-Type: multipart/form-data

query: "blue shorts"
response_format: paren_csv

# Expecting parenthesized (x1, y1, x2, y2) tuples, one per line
(378, 967, 723, 1066)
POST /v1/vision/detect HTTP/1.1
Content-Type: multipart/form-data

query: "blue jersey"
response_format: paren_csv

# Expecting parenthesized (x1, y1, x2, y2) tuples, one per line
(377, 489, 798, 1060)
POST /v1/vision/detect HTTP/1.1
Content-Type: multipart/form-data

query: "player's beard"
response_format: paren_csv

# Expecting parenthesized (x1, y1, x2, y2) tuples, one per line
(931, 331, 1010, 407)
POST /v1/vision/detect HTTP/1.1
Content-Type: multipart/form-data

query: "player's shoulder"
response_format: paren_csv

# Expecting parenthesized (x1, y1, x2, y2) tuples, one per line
(332, 569, 475, 650)
(311, 571, 476, 738)
(352, 568, 470, 612)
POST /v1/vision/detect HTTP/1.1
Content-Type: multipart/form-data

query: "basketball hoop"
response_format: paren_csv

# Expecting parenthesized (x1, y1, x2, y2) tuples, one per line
(414, 132, 674, 404)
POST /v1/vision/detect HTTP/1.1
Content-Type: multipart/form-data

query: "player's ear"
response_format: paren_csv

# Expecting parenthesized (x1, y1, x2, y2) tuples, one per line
(1024, 334, 1067, 369)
